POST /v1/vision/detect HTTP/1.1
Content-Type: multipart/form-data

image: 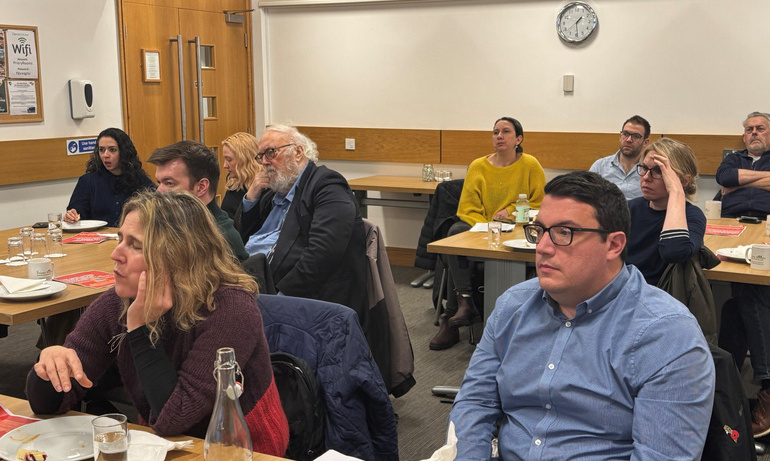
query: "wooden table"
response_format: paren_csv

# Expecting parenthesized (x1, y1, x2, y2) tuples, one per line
(427, 225, 534, 321)
(348, 175, 438, 218)
(0, 227, 118, 326)
(427, 218, 770, 320)
(703, 218, 770, 286)
(0, 394, 287, 461)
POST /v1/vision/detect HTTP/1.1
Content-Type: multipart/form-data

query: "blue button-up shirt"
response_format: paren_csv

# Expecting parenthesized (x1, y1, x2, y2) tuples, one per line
(589, 151, 642, 201)
(450, 265, 714, 461)
(243, 164, 306, 256)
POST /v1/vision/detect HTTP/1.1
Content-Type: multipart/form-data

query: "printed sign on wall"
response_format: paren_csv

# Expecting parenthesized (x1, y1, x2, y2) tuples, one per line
(6, 29, 38, 79)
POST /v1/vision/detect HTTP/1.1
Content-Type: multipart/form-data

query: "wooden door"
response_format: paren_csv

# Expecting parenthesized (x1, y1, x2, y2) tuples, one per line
(120, 0, 254, 199)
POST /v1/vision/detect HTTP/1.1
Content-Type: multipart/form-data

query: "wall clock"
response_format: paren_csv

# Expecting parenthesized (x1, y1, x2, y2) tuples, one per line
(557, 2, 598, 44)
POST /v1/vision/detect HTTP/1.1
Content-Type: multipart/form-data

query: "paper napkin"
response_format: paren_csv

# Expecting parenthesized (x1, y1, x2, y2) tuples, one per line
(127, 430, 193, 461)
(0, 276, 46, 294)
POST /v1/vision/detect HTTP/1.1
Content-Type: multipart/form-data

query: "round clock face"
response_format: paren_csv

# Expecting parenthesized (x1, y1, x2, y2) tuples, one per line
(557, 2, 598, 43)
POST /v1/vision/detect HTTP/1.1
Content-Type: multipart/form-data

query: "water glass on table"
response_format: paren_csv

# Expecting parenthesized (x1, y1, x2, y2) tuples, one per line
(488, 221, 502, 249)
(46, 229, 66, 258)
(92, 413, 129, 461)
(7, 237, 27, 266)
(31, 232, 47, 256)
(19, 227, 34, 259)
(47, 212, 63, 232)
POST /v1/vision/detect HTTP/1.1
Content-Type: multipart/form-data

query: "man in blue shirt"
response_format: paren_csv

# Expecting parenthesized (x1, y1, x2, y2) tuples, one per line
(716, 111, 770, 437)
(589, 115, 651, 200)
(450, 171, 715, 460)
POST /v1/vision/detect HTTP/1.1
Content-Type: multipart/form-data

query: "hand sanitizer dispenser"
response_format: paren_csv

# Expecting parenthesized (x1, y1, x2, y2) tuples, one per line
(69, 79, 95, 119)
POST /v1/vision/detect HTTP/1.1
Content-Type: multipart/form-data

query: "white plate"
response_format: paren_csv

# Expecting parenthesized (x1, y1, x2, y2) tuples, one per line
(0, 415, 94, 461)
(503, 239, 536, 251)
(62, 220, 108, 232)
(716, 247, 749, 263)
(0, 281, 67, 301)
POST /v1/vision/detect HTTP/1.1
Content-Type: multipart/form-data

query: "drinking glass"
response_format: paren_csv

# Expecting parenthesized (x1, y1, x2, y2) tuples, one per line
(7, 237, 27, 266)
(19, 227, 34, 258)
(92, 413, 129, 461)
(48, 212, 63, 232)
(31, 232, 47, 256)
(488, 221, 502, 249)
(46, 229, 66, 258)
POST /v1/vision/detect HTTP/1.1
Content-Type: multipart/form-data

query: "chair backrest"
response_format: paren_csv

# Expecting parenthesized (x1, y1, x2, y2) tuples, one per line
(257, 294, 399, 461)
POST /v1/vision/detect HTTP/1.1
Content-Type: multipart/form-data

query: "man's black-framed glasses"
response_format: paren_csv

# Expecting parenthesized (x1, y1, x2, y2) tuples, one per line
(636, 164, 662, 179)
(523, 223, 611, 246)
(620, 130, 644, 141)
(255, 143, 295, 164)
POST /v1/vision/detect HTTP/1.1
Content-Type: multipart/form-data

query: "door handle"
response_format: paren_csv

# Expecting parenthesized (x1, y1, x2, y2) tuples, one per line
(169, 35, 187, 141)
(188, 36, 205, 145)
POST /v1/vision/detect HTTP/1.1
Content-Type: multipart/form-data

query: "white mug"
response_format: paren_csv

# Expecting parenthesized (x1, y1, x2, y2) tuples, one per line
(705, 200, 722, 220)
(750, 244, 770, 271)
(27, 258, 55, 280)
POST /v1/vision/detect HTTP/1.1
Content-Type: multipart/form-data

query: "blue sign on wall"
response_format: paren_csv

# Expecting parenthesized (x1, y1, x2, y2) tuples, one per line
(66, 137, 98, 156)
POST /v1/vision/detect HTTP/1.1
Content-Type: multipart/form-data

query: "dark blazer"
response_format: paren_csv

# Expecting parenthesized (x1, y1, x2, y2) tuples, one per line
(239, 162, 367, 318)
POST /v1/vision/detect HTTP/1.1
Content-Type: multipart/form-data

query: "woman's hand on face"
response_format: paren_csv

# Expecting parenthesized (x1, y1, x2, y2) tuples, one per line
(651, 153, 684, 194)
(126, 271, 174, 332)
(245, 171, 271, 202)
(494, 209, 510, 220)
(63, 209, 80, 223)
(34, 346, 92, 393)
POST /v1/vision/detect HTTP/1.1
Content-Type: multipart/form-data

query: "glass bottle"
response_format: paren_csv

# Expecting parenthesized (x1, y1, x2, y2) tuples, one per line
(422, 164, 434, 182)
(515, 194, 530, 223)
(204, 347, 253, 461)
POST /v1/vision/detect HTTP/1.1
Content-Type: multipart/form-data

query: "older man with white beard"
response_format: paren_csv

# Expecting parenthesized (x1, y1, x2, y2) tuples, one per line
(238, 125, 367, 316)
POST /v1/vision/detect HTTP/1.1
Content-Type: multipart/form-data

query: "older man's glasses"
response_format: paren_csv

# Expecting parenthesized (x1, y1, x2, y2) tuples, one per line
(255, 143, 295, 164)
(636, 164, 662, 179)
(523, 223, 611, 246)
(620, 131, 644, 141)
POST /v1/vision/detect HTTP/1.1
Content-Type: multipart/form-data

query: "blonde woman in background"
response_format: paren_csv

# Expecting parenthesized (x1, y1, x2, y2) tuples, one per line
(626, 137, 706, 285)
(221, 132, 262, 220)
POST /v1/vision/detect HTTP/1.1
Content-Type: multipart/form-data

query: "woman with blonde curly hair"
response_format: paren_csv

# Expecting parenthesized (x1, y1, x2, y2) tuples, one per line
(27, 190, 289, 455)
(627, 137, 706, 285)
(221, 132, 262, 220)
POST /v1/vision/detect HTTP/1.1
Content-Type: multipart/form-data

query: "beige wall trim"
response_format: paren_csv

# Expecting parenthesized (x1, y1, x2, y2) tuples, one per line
(0, 137, 93, 186)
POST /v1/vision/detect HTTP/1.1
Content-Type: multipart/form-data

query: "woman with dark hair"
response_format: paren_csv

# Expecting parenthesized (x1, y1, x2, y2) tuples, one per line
(64, 127, 155, 227)
(430, 117, 546, 350)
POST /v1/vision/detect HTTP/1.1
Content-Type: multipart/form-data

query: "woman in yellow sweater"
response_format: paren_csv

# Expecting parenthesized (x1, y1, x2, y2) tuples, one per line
(430, 117, 546, 350)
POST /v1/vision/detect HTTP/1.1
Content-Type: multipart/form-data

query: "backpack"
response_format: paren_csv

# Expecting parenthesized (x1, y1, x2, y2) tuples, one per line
(271, 352, 326, 460)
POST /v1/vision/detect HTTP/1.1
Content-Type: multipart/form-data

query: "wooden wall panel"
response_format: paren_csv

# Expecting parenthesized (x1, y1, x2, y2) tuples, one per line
(661, 134, 744, 175)
(0, 138, 92, 186)
(298, 126, 441, 164)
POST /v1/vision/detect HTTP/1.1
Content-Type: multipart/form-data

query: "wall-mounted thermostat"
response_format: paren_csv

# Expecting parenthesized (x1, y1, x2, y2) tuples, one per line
(69, 79, 95, 119)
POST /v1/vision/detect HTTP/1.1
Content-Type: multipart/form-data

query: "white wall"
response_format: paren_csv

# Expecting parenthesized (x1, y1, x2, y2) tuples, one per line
(0, 1, 124, 229)
(256, 0, 750, 248)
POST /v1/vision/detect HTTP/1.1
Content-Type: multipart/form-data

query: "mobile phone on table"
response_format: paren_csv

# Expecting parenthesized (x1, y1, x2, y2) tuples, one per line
(32, 222, 48, 228)
(738, 216, 761, 224)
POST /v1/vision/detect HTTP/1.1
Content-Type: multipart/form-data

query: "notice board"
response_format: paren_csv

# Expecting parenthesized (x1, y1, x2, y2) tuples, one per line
(0, 25, 44, 124)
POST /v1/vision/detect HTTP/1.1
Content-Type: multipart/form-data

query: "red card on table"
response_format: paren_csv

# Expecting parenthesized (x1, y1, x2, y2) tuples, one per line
(62, 232, 107, 244)
(705, 224, 746, 237)
(0, 402, 38, 438)
(55, 270, 115, 288)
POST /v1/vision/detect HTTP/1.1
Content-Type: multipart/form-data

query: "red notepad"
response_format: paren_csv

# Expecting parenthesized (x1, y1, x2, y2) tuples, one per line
(705, 224, 746, 237)
(62, 232, 107, 244)
(0, 402, 38, 438)
(55, 270, 115, 288)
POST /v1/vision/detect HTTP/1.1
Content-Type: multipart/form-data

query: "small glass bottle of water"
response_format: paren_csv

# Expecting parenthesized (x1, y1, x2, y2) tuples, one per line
(422, 164, 434, 182)
(204, 347, 253, 461)
(515, 194, 530, 223)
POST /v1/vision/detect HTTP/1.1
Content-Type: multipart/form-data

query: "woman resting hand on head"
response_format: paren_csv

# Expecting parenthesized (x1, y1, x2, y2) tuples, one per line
(27, 190, 289, 456)
(64, 128, 155, 227)
(220, 132, 262, 221)
(626, 137, 707, 285)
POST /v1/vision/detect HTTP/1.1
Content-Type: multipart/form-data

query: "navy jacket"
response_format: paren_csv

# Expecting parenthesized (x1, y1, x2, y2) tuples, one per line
(239, 162, 367, 318)
(258, 295, 399, 461)
(716, 149, 770, 218)
(67, 169, 155, 226)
